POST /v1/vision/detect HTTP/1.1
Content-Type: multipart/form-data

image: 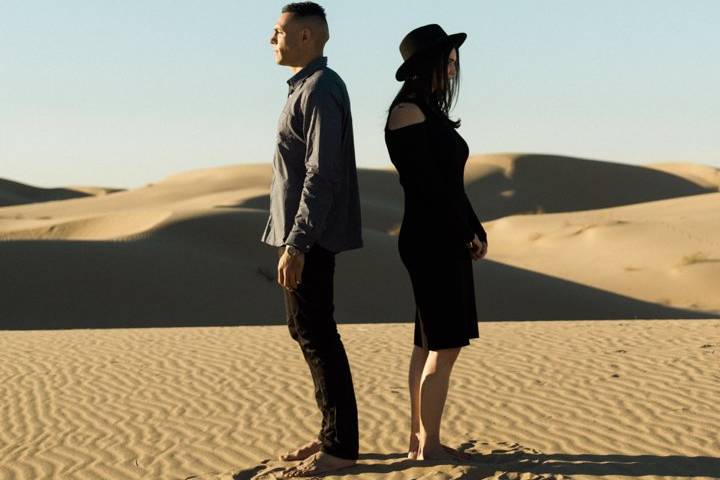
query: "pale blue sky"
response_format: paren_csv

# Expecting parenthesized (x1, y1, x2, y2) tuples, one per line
(1, 0, 718, 188)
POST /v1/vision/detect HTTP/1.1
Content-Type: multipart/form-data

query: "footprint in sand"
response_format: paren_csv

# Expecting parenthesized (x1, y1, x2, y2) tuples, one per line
(451, 440, 567, 480)
(493, 473, 567, 480)
(185, 459, 274, 480)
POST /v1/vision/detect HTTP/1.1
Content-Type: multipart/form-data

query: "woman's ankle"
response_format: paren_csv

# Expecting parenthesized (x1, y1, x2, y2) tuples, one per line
(418, 434, 441, 451)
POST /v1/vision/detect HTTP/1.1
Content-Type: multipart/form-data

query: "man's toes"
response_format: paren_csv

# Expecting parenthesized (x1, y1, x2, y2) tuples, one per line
(279, 451, 297, 461)
(279, 440, 321, 462)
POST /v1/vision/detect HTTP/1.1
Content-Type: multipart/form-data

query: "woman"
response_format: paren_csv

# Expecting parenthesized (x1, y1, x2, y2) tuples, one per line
(384, 24, 488, 461)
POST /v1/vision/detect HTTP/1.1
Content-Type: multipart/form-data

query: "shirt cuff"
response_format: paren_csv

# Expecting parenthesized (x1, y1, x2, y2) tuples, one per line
(285, 233, 314, 253)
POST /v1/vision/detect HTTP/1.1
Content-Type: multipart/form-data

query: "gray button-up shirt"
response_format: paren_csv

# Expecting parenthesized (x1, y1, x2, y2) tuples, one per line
(261, 56, 363, 253)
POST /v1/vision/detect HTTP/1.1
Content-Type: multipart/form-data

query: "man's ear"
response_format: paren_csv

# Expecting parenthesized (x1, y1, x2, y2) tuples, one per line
(301, 27, 311, 43)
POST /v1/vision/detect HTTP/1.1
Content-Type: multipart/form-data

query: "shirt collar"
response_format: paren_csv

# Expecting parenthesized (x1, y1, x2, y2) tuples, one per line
(287, 56, 327, 91)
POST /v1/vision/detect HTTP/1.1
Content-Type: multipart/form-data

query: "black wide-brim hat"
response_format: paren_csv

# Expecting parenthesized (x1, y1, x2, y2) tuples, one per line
(395, 24, 466, 81)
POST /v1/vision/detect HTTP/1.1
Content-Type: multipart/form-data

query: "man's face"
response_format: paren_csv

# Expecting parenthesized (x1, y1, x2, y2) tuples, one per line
(270, 13, 301, 66)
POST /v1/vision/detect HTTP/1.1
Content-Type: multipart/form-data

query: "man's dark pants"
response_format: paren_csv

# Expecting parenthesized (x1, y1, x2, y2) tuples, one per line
(279, 245, 359, 460)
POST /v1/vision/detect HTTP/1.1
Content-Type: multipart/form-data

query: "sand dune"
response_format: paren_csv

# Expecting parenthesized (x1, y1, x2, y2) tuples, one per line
(2, 154, 714, 229)
(1, 155, 718, 329)
(462, 153, 717, 222)
(0, 178, 100, 207)
(2, 228, 708, 330)
(1, 321, 718, 479)
(7, 153, 710, 231)
(647, 162, 720, 190)
(487, 191, 720, 314)
(0, 164, 272, 220)
(337, 154, 719, 233)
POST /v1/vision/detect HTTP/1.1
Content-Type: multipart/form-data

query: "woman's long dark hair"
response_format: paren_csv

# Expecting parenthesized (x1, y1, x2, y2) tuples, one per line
(388, 44, 461, 128)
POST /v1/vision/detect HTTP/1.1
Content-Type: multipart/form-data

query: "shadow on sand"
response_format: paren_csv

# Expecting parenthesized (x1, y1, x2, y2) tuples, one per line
(225, 448, 720, 479)
(0, 235, 715, 330)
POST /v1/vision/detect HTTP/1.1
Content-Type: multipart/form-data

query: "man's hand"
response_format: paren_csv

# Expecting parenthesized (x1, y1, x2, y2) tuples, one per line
(278, 249, 305, 291)
(468, 234, 488, 261)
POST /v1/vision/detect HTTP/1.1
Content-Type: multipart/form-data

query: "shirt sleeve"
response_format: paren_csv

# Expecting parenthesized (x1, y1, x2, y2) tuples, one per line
(285, 85, 344, 252)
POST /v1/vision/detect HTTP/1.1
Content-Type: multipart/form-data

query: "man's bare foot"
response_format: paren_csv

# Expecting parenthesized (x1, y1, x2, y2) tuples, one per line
(281, 451, 356, 478)
(278, 439, 322, 462)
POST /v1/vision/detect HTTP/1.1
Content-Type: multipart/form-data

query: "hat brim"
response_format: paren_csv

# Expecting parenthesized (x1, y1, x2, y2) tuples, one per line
(395, 32, 466, 82)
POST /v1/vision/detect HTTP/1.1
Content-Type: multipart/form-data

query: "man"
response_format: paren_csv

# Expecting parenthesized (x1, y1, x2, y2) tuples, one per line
(261, 2, 363, 477)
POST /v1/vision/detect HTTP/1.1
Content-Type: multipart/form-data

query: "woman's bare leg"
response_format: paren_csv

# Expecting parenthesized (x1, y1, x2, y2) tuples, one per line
(408, 345, 429, 459)
(417, 347, 461, 460)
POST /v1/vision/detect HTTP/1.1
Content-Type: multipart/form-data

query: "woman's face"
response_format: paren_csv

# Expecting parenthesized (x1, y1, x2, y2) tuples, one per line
(432, 48, 458, 92)
(447, 48, 458, 79)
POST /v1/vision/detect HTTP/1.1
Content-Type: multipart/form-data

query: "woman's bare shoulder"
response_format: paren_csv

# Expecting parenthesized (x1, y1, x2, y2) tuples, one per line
(388, 102, 426, 131)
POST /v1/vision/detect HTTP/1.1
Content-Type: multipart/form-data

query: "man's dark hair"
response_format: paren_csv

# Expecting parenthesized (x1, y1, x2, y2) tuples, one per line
(282, 2, 326, 20)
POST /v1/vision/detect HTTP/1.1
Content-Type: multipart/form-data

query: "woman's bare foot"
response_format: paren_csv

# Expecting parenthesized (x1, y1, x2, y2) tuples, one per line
(417, 443, 460, 462)
(408, 432, 420, 459)
(278, 439, 322, 461)
(281, 451, 356, 478)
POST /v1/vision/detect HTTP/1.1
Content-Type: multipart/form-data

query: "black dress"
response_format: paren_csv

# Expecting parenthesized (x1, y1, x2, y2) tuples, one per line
(384, 97, 487, 350)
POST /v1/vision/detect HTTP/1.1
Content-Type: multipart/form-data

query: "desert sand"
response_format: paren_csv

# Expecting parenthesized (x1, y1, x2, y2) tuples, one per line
(1, 321, 718, 479)
(1, 153, 719, 479)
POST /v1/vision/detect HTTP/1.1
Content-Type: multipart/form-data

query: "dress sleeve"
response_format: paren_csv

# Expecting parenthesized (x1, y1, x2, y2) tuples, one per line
(387, 122, 476, 246)
(463, 193, 487, 243)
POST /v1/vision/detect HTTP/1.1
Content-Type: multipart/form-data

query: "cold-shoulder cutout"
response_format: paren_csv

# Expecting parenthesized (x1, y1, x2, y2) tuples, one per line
(387, 102, 426, 131)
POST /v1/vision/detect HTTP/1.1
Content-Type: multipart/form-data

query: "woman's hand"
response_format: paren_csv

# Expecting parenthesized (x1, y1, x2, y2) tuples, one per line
(467, 234, 488, 261)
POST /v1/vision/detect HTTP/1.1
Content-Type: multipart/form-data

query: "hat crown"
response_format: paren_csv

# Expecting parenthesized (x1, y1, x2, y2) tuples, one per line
(394, 24, 466, 81)
(399, 24, 450, 61)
